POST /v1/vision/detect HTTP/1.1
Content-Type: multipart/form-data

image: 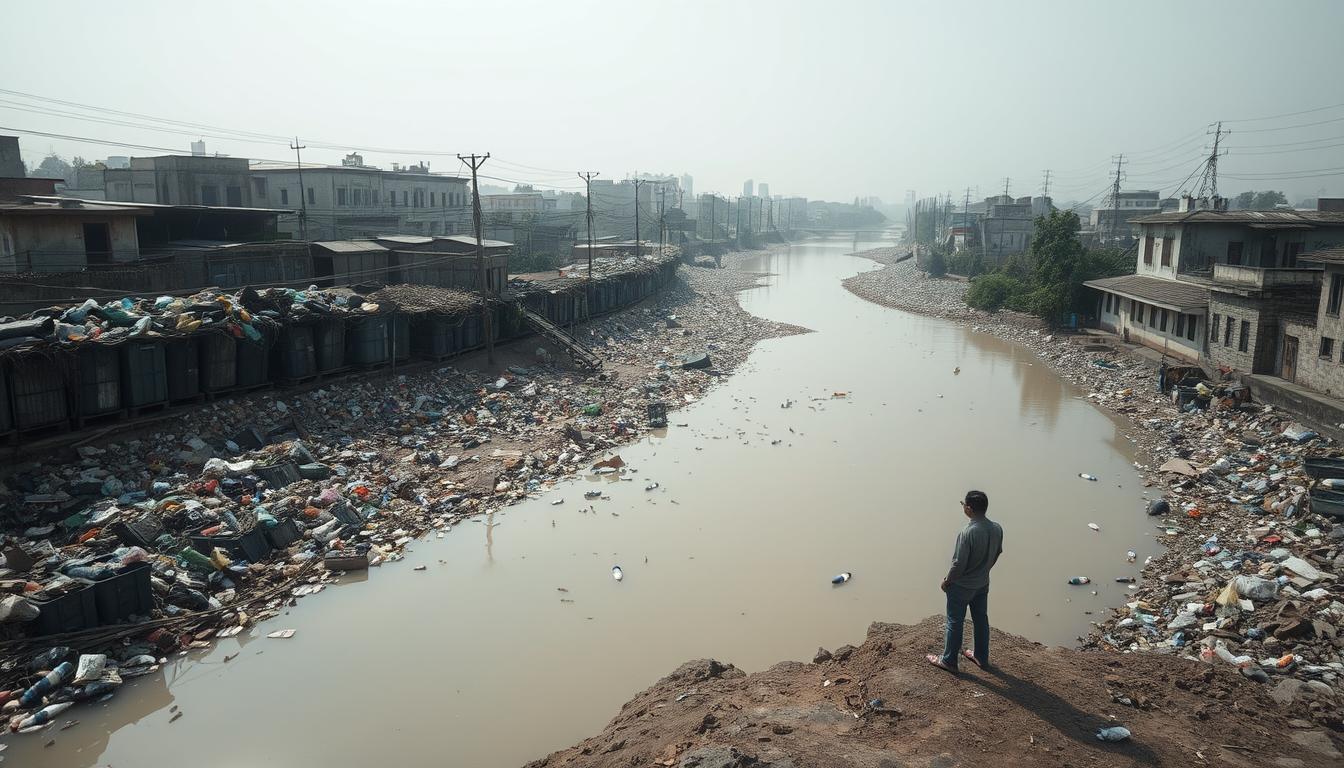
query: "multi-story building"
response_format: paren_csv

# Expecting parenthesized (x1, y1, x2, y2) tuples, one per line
(742, 179, 753, 197)
(680, 174, 693, 202)
(758, 182, 769, 200)
(249, 154, 470, 240)
(1089, 190, 1166, 243)
(589, 178, 655, 240)
(979, 195, 1050, 262)
(482, 192, 554, 215)
(1085, 196, 1344, 366)
(105, 155, 254, 207)
(697, 194, 730, 239)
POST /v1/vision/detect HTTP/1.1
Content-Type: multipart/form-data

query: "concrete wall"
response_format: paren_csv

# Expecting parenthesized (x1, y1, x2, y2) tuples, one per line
(1279, 319, 1341, 395)
(1095, 290, 1204, 362)
(1136, 221, 1344, 277)
(253, 168, 469, 240)
(1208, 294, 1275, 373)
(0, 213, 140, 272)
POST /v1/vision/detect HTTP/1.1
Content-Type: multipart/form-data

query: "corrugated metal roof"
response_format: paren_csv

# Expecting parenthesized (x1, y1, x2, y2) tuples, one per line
(1083, 274, 1210, 311)
(1133, 209, 1344, 226)
(437, 234, 513, 249)
(312, 240, 388, 253)
(1300, 246, 1344, 266)
(14, 195, 291, 215)
(375, 235, 434, 245)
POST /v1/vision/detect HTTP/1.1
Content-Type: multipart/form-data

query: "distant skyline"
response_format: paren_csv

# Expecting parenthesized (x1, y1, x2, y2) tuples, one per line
(2, 0, 1343, 205)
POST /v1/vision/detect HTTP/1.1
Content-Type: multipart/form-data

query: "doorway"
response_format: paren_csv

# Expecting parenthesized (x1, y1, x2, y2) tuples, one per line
(1282, 335, 1299, 383)
(83, 222, 112, 264)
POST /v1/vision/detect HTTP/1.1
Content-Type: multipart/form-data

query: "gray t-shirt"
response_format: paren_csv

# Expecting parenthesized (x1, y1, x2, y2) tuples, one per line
(946, 517, 1003, 590)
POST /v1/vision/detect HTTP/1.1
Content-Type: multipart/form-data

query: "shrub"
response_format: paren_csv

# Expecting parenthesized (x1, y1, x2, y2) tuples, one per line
(926, 249, 947, 277)
(966, 273, 1027, 312)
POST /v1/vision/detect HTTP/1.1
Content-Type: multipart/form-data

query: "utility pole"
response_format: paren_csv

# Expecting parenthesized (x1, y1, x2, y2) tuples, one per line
(1041, 169, 1051, 198)
(1196, 121, 1229, 200)
(963, 187, 971, 250)
(633, 178, 647, 256)
(657, 184, 666, 256)
(577, 171, 599, 316)
(290, 137, 308, 241)
(1107, 154, 1126, 243)
(459, 152, 494, 365)
(1002, 177, 1011, 198)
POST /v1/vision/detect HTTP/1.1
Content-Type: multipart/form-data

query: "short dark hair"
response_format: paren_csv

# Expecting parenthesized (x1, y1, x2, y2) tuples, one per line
(964, 490, 989, 514)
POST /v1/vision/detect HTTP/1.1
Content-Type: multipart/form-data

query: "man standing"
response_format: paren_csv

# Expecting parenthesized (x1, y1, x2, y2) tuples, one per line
(926, 490, 1003, 673)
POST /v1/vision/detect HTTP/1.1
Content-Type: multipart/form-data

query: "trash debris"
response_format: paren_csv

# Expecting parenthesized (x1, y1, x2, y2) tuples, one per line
(267, 629, 296, 639)
(1068, 577, 1091, 585)
(1087, 523, 1100, 531)
(1095, 726, 1131, 742)
(1079, 473, 1098, 481)
(611, 566, 624, 582)
(832, 572, 852, 584)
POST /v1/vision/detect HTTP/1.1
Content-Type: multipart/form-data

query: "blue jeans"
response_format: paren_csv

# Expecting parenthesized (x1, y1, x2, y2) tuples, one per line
(941, 583, 989, 669)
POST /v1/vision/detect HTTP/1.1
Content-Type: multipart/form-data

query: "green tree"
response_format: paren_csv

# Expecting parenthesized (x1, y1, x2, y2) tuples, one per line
(966, 273, 1027, 312)
(1027, 210, 1087, 322)
(926, 248, 947, 277)
(1234, 190, 1288, 210)
(31, 153, 72, 181)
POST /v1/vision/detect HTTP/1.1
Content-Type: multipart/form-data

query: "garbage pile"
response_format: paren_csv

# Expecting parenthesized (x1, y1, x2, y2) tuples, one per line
(0, 284, 422, 351)
(0, 256, 801, 735)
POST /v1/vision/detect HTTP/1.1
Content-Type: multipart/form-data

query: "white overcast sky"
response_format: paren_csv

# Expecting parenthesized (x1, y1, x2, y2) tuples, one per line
(2, 0, 1343, 204)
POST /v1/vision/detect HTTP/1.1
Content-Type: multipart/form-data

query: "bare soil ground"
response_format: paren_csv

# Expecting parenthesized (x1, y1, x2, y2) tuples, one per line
(526, 617, 1339, 768)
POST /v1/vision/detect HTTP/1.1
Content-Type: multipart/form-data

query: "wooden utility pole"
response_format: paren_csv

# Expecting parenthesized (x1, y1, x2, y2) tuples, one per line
(577, 171, 599, 317)
(458, 152, 494, 364)
(657, 184, 666, 256)
(290, 137, 308, 241)
(633, 178, 647, 256)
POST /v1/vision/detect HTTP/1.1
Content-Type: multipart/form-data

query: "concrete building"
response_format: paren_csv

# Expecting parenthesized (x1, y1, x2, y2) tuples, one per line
(482, 192, 553, 215)
(1085, 196, 1344, 367)
(0, 197, 143, 271)
(697, 194, 730, 239)
(758, 182, 769, 200)
(1283, 246, 1344, 394)
(105, 155, 254, 207)
(680, 174, 693, 202)
(742, 179, 753, 197)
(1090, 190, 1164, 243)
(589, 179, 655, 240)
(979, 195, 1044, 262)
(249, 156, 470, 240)
(0, 136, 24, 178)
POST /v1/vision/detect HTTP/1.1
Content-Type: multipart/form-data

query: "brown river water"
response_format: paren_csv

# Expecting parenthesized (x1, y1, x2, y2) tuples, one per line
(11, 238, 1159, 767)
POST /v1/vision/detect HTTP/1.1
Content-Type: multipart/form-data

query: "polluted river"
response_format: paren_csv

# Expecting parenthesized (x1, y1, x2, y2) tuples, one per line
(19, 238, 1158, 768)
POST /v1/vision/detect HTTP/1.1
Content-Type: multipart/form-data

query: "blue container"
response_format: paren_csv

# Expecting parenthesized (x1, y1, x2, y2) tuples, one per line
(412, 317, 455, 358)
(165, 339, 200, 400)
(346, 316, 390, 365)
(276, 325, 317, 380)
(121, 341, 167, 408)
(10, 355, 67, 430)
(32, 583, 99, 635)
(93, 561, 154, 624)
(392, 315, 410, 362)
(237, 333, 270, 388)
(314, 319, 346, 372)
(189, 526, 272, 564)
(200, 334, 237, 391)
(78, 345, 121, 416)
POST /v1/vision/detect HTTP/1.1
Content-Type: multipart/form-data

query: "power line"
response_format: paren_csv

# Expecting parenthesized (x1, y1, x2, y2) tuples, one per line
(1232, 114, 1344, 134)
(1221, 101, 1344, 123)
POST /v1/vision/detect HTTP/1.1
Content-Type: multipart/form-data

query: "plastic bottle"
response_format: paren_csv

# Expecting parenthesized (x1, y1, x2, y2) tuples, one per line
(18, 661, 73, 707)
(14, 701, 73, 731)
(1068, 577, 1091, 585)
(832, 572, 852, 584)
(177, 546, 216, 573)
(1079, 473, 1098, 481)
(1126, 550, 1137, 563)
(611, 565, 623, 581)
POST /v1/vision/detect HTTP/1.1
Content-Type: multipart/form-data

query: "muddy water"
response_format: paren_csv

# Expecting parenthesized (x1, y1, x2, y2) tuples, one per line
(16, 239, 1159, 768)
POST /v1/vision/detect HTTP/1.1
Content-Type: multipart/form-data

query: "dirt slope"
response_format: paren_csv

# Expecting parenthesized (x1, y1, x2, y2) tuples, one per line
(526, 617, 1340, 768)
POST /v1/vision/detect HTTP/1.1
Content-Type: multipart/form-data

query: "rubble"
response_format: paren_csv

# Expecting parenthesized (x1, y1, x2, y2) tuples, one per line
(0, 253, 805, 739)
(846, 248, 1344, 730)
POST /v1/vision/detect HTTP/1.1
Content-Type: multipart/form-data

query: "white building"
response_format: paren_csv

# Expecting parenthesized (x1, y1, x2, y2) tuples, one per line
(249, 155, 470, 240)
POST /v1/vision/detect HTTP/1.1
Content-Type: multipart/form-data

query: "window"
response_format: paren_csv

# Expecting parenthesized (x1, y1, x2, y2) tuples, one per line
(1239, 320, 1250, 352)
(1143, 236, 1154, 265)
(1105, 293, 1114, 314)
(1176, 314, 1186, 337)
(336, 188, 347, 206)
(201, 185, 220, 206)
(307, 187, 315, 204)
(226, 186, 242, 206)
(1211, 313, 1221, 342)
(1134, 302, 1145, 324)
(280, 188, 289, 205)
(1159, 309, 1169, 332)
(253, 177, 268, 199)
(1224, 316, 1234, 347)
(1185, 314, 1197, 342)
(1321, 337, 1334, 359)
(390, 191, 396, 207)
(1227, 241, 1243, 265)
(430, 192, 436, 207)
(1328, 274, 1344, 316)
(1160, 237, 1173, 267)
(403, 191, 408, 206)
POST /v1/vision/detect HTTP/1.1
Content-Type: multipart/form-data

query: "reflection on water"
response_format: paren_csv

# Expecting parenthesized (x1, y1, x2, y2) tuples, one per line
(11, 240, 1156, 768)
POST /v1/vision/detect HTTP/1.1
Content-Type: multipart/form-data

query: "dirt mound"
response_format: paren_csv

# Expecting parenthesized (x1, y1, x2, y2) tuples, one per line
(526, 617, 1340, 768)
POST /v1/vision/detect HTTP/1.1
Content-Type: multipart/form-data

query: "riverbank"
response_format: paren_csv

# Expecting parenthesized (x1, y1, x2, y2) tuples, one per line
(842, 248, 1344, 731)
(527, 616, 1334, 767)
(0, 254, 805, 737)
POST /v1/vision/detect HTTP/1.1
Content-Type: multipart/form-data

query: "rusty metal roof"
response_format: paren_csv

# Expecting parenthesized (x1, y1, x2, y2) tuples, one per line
(1300, 246, 1344, 266)
(1083, 274, 1210, 311)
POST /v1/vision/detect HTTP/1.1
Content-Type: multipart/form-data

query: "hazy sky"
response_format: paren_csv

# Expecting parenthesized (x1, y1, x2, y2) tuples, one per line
(3, 0, 1343, 205)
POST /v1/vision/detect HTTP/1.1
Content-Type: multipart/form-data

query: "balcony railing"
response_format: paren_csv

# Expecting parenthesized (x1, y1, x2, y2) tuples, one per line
(1212, 263, 1321, 290)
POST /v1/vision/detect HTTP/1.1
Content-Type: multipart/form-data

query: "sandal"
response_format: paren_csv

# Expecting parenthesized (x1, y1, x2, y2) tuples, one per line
(962, 650, 988, 670)
(925, 654, 956, 673)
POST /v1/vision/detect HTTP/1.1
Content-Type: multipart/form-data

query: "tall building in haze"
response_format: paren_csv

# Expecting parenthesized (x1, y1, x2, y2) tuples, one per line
(759, 182, 770, 199)
(680, 173, 693, 203)
(742, 179, 753, 197)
